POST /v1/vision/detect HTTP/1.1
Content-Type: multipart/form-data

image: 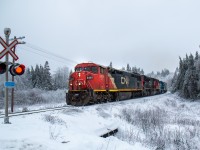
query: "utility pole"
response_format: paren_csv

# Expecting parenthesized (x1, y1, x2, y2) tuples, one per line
(11, 40, 15, 113)
(4, 28, 11, 124)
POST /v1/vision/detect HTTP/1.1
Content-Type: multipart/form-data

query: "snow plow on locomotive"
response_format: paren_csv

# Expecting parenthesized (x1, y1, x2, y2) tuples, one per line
(66, 62, 167, 106)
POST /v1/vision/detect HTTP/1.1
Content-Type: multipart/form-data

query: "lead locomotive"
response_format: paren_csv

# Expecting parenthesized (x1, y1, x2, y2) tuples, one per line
(66, 62, 167, 106)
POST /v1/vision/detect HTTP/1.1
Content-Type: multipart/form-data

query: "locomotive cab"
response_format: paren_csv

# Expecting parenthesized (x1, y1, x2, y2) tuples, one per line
(69, 63, 104, 91)
(68, 62, 110, 106)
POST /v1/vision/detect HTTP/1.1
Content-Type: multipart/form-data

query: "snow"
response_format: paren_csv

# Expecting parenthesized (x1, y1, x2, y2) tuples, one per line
(0, 92, 200, 150)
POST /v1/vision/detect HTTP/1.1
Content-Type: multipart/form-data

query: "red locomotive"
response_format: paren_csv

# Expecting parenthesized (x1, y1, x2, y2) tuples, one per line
(66, 62, 167, 106)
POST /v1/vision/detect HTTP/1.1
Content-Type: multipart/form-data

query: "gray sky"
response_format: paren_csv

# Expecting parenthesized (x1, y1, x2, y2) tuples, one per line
(0, 0, 200, 74)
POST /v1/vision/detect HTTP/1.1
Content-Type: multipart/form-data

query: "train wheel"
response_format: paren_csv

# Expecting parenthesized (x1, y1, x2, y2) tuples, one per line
(69, 92, 88, 106)
(75, 100, 84, 106)
(81, 95, 90, 106)
(97, 93, 103, 103)
(92, 93, 98, 104)
(78, 92, 91, 106)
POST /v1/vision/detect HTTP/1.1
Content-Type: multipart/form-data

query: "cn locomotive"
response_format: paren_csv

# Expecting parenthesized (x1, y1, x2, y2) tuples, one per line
(66, 62, 167, 106)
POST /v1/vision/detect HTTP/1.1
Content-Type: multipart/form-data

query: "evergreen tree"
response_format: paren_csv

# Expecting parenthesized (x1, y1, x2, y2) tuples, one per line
(52, 67, 69, 90)
(188, 54, 194, 69)
(109, 62, 113, 68)
(132, 67, 137, 73)
(70, 69, 73, 75)
(30, 66, 35, 88)
(157, 71, 161, 76)
(141, 69, 144, 75)
(15, 69, 31, 90)
(171, 68, 178, 90)
(195, 51, 199, 60)
(42, 61, 52, 90)
(34, 64, 40, 88)
(126, 64, 131, 72)
(122, 67, 125, 71)
(172, 52, 199, 99)
(161, 69, 170, 77)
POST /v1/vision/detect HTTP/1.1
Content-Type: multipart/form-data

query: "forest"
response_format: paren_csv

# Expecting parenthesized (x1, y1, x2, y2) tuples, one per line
(172, 51, 200, 99)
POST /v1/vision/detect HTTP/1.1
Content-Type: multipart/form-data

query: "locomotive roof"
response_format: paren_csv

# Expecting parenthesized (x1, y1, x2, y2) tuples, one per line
(76, 62, 141, 76)
(108, 67, 141, 76)
(75, 62, 107, 68)
(75, 62, 165, 83)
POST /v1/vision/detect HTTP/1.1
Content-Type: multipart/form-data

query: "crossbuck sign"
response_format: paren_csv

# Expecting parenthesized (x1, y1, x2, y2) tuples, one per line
(0, 37, 19, 60)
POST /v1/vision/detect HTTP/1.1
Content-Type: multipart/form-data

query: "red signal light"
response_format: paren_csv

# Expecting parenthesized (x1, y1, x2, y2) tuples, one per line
(9, 64, 25, 76)
(0, 62, 6, 74)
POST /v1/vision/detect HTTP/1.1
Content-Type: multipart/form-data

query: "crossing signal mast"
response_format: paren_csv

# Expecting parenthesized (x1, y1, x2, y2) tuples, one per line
(0, 28, 25, 124)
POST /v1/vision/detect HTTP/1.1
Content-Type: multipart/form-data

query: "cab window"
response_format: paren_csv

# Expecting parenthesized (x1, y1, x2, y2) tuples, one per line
(75, 67, 83, 72)
(91, 66, 98, 73)
(83, 67, 91, 71)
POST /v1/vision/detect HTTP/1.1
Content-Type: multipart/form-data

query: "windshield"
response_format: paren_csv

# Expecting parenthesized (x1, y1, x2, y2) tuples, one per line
(75, 66, 98, 73)
(75, 67, 83, 72)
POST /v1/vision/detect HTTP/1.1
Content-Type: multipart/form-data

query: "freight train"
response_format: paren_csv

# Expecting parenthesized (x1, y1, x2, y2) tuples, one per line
(66, 62, 167, 106)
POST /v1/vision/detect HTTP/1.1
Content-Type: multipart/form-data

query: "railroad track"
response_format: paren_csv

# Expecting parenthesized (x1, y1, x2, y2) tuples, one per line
(0, 94, 167, 118)
(0, 106, 71, 118)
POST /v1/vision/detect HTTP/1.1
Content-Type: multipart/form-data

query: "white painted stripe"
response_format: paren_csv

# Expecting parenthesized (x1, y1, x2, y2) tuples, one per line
(0, 49, 8, 58)
(0, 37, 7, 48)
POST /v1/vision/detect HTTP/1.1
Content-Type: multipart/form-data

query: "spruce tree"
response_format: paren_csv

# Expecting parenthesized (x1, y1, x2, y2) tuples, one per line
(126, 64, 131, 72)
(34, 64, 40, 88)
(52, 67, 69, 90)
(43, 61, 52, 90)
(109, 62, 113, 68)
(172, 52, 199, 99)
(195, 51, 199, 60)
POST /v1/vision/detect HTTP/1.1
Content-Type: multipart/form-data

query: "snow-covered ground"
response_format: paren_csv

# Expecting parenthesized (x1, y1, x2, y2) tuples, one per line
(0, 92, 200, 150)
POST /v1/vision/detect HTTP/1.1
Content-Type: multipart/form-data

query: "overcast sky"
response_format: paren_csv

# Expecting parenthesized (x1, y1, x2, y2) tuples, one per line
(0, 0, 200, 74)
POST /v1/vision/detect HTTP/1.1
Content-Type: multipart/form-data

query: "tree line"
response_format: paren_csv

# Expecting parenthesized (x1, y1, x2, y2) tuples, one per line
(109, 62, 145, 74)
(12, 61, 69, 91)
(171, 51, 200, 99)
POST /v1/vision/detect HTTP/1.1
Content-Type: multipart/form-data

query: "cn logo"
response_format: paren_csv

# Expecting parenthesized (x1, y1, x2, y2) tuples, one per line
(121, 76, 129, 85)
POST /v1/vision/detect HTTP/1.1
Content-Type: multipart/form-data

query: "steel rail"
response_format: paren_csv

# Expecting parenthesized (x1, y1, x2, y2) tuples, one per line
(0, 106, 71, 118)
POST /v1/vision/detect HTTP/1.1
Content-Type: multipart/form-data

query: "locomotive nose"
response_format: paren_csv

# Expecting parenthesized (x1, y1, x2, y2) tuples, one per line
(69, 72, 87, 90)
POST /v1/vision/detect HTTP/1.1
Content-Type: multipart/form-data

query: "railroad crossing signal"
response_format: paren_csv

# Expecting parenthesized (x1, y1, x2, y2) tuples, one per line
(0, 37, 19, 60)
(1, 28, 26, 124)
(0, 62, 25, 76)
(9, 64, 25, 76)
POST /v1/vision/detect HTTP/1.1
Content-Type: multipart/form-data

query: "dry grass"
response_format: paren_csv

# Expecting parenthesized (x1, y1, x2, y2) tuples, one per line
(117, 106, 200, 149)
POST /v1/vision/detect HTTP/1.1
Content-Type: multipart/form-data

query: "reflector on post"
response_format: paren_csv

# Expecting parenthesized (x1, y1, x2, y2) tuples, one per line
(9, 64, 25, 76)
(0, 62, 6, 74)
